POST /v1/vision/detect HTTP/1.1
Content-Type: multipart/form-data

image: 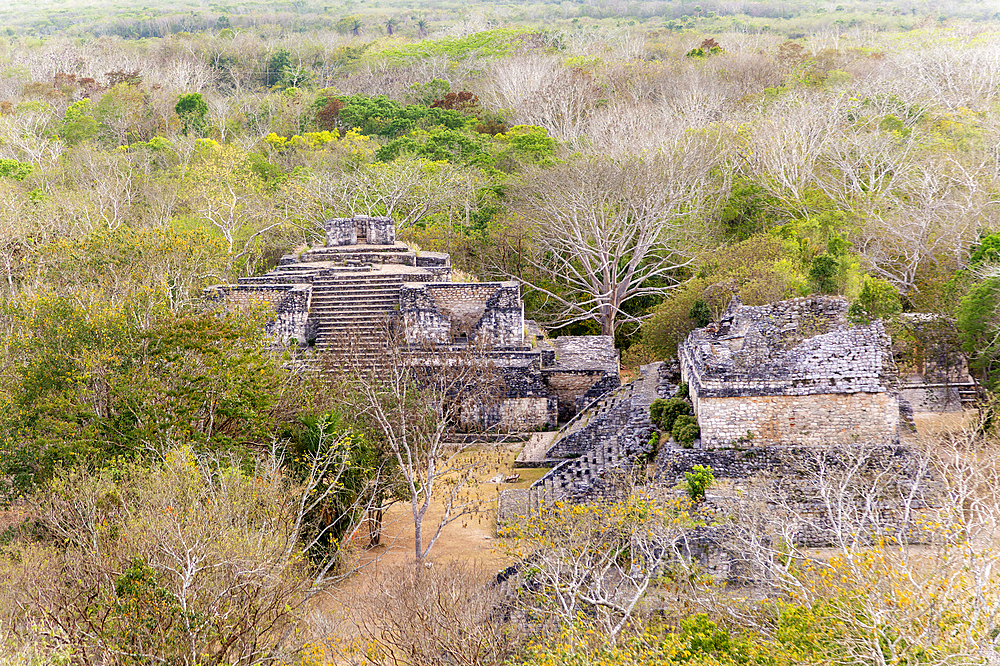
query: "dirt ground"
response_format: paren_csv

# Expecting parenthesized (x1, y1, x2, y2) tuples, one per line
(308, 442, 532, 651)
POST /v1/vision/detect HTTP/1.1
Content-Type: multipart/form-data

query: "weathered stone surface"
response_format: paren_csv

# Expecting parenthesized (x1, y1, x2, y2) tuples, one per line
(208, 216, 616, 430)
(680, 295, 901, 446)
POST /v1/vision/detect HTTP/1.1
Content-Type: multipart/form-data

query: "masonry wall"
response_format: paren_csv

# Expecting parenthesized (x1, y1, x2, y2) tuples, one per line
(695, 392, 899, 446)
(501, 397, 559, 430)
(657, 444, 936, 547)
(400, 282, 523, 345)
(544, 370, 610, 422)
(213, 284, 311, 346)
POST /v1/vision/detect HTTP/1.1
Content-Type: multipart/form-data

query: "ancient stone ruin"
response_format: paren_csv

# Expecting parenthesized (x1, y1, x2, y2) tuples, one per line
(500, 295, 957, 570)
(678, 295, 902, 447)
(206, 215, 619, 429)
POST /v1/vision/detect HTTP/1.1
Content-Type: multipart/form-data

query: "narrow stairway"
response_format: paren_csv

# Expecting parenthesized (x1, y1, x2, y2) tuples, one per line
(310, 272, 403, 365)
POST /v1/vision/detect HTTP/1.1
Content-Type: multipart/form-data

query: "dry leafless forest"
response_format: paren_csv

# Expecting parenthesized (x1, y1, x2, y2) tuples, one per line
(3, 0, 1000, 662)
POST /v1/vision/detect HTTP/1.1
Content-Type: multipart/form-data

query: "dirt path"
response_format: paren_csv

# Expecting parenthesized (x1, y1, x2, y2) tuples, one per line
(309, 452, 522, 649)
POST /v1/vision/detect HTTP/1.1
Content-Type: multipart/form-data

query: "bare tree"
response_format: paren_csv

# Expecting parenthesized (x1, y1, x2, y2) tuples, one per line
(328, 326, 506, 562)
(713, 435, 1000, 663)
(339, 157, 484, 233)
(501, 485, 698, 639)
(0, 440, 379, 665)
(511, 147, 724, 338)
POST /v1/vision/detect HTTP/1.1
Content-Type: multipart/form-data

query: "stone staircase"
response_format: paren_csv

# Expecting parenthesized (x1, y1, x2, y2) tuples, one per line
(531, 362, 662, 501)
(310, 271, 403, 362)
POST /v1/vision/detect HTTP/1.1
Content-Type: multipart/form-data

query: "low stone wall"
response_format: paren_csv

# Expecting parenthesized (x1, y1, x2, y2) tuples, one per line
(695, 391, 900, 446)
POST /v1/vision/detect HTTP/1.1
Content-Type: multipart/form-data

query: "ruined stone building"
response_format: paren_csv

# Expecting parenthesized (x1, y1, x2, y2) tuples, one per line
(678, 295, 902, 447)
(207, 215, 620, 429)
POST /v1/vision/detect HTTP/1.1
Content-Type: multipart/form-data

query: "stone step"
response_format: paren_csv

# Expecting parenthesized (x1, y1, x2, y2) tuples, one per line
(311, 301, 399, 310)
(310, 294, 399, 309)
(313, 280, 403, 290)
(313, 274, 404, 283)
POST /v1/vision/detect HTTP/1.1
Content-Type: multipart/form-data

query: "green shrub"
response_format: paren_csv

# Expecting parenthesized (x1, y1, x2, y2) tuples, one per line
(673, 415, 700, 447)
(848, 275, 902, 324)
(676, 381, 689, 398)
(684, 464, 714, 500)
(650, 397, 691, 431)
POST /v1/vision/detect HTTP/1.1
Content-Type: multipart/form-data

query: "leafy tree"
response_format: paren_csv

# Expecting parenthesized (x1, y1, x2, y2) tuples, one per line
(683, 464, 714, 500)
(643, 235, 808, 358)
(175, 92, 208, 136)
(0, 293, 304, 496)
(61, 99, 99, 145)
(958, 275, 1000, 389)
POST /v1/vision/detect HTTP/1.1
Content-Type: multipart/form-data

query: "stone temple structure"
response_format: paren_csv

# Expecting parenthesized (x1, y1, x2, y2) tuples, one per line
(207, 215, 620, 429)
(679, 295, 902, 447)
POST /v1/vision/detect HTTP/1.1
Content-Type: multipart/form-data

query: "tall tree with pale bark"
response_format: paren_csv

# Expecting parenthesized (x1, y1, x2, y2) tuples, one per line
(512, 145, 724, 338)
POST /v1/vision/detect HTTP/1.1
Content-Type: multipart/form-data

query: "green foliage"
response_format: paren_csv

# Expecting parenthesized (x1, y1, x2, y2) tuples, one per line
(0, 158, 33, 180)
(497, 125, 556, 162)
(958, 276, 1000, 389)
(61, 99, 98, 144)
(329, 94, 473, 138)
(284, 412, 395, 556)
(0, 293, 302, 497)
(408, 78, 451, 106)
(110, 558, 186, 660)
(650, 397, 692, 432)
(175, 92, 208, 135)
(689, 299, 711, 327)
(718, 178, 777, 240)
(683, 464, 713, 500)
(809, 253, 839, 294)
(643, 235, 809, 358)
(376, 127, 487, 165)
(848, 275, 902, 324)
(673, 414, 700, 448)
(374, 28, 535, 64)
(970, 231, 1000, 267)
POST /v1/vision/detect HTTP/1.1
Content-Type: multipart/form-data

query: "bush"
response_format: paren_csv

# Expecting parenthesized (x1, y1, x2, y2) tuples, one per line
(684, 464, 714, 500)
(848, 274, 902, 324)
(673, 415, 700, 448)
(0, 446, 354, 663)
(353, 561, 520, 666)
(650, 397, 692, 431)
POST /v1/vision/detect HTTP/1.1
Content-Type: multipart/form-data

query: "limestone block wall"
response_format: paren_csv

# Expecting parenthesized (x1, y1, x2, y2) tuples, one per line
(210, 284, 311, 346)
(501, 397, 559, 430)
(366, 216, 395, 245)
(324, 215, 396, 246)
(400, 282, 523, 345)
(657, 444, 937, 547)
(696, 392, 899, 446)
(679, 296, 900, 447)
(544, 370, 612, 421)
(325, 217, 357, 246)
